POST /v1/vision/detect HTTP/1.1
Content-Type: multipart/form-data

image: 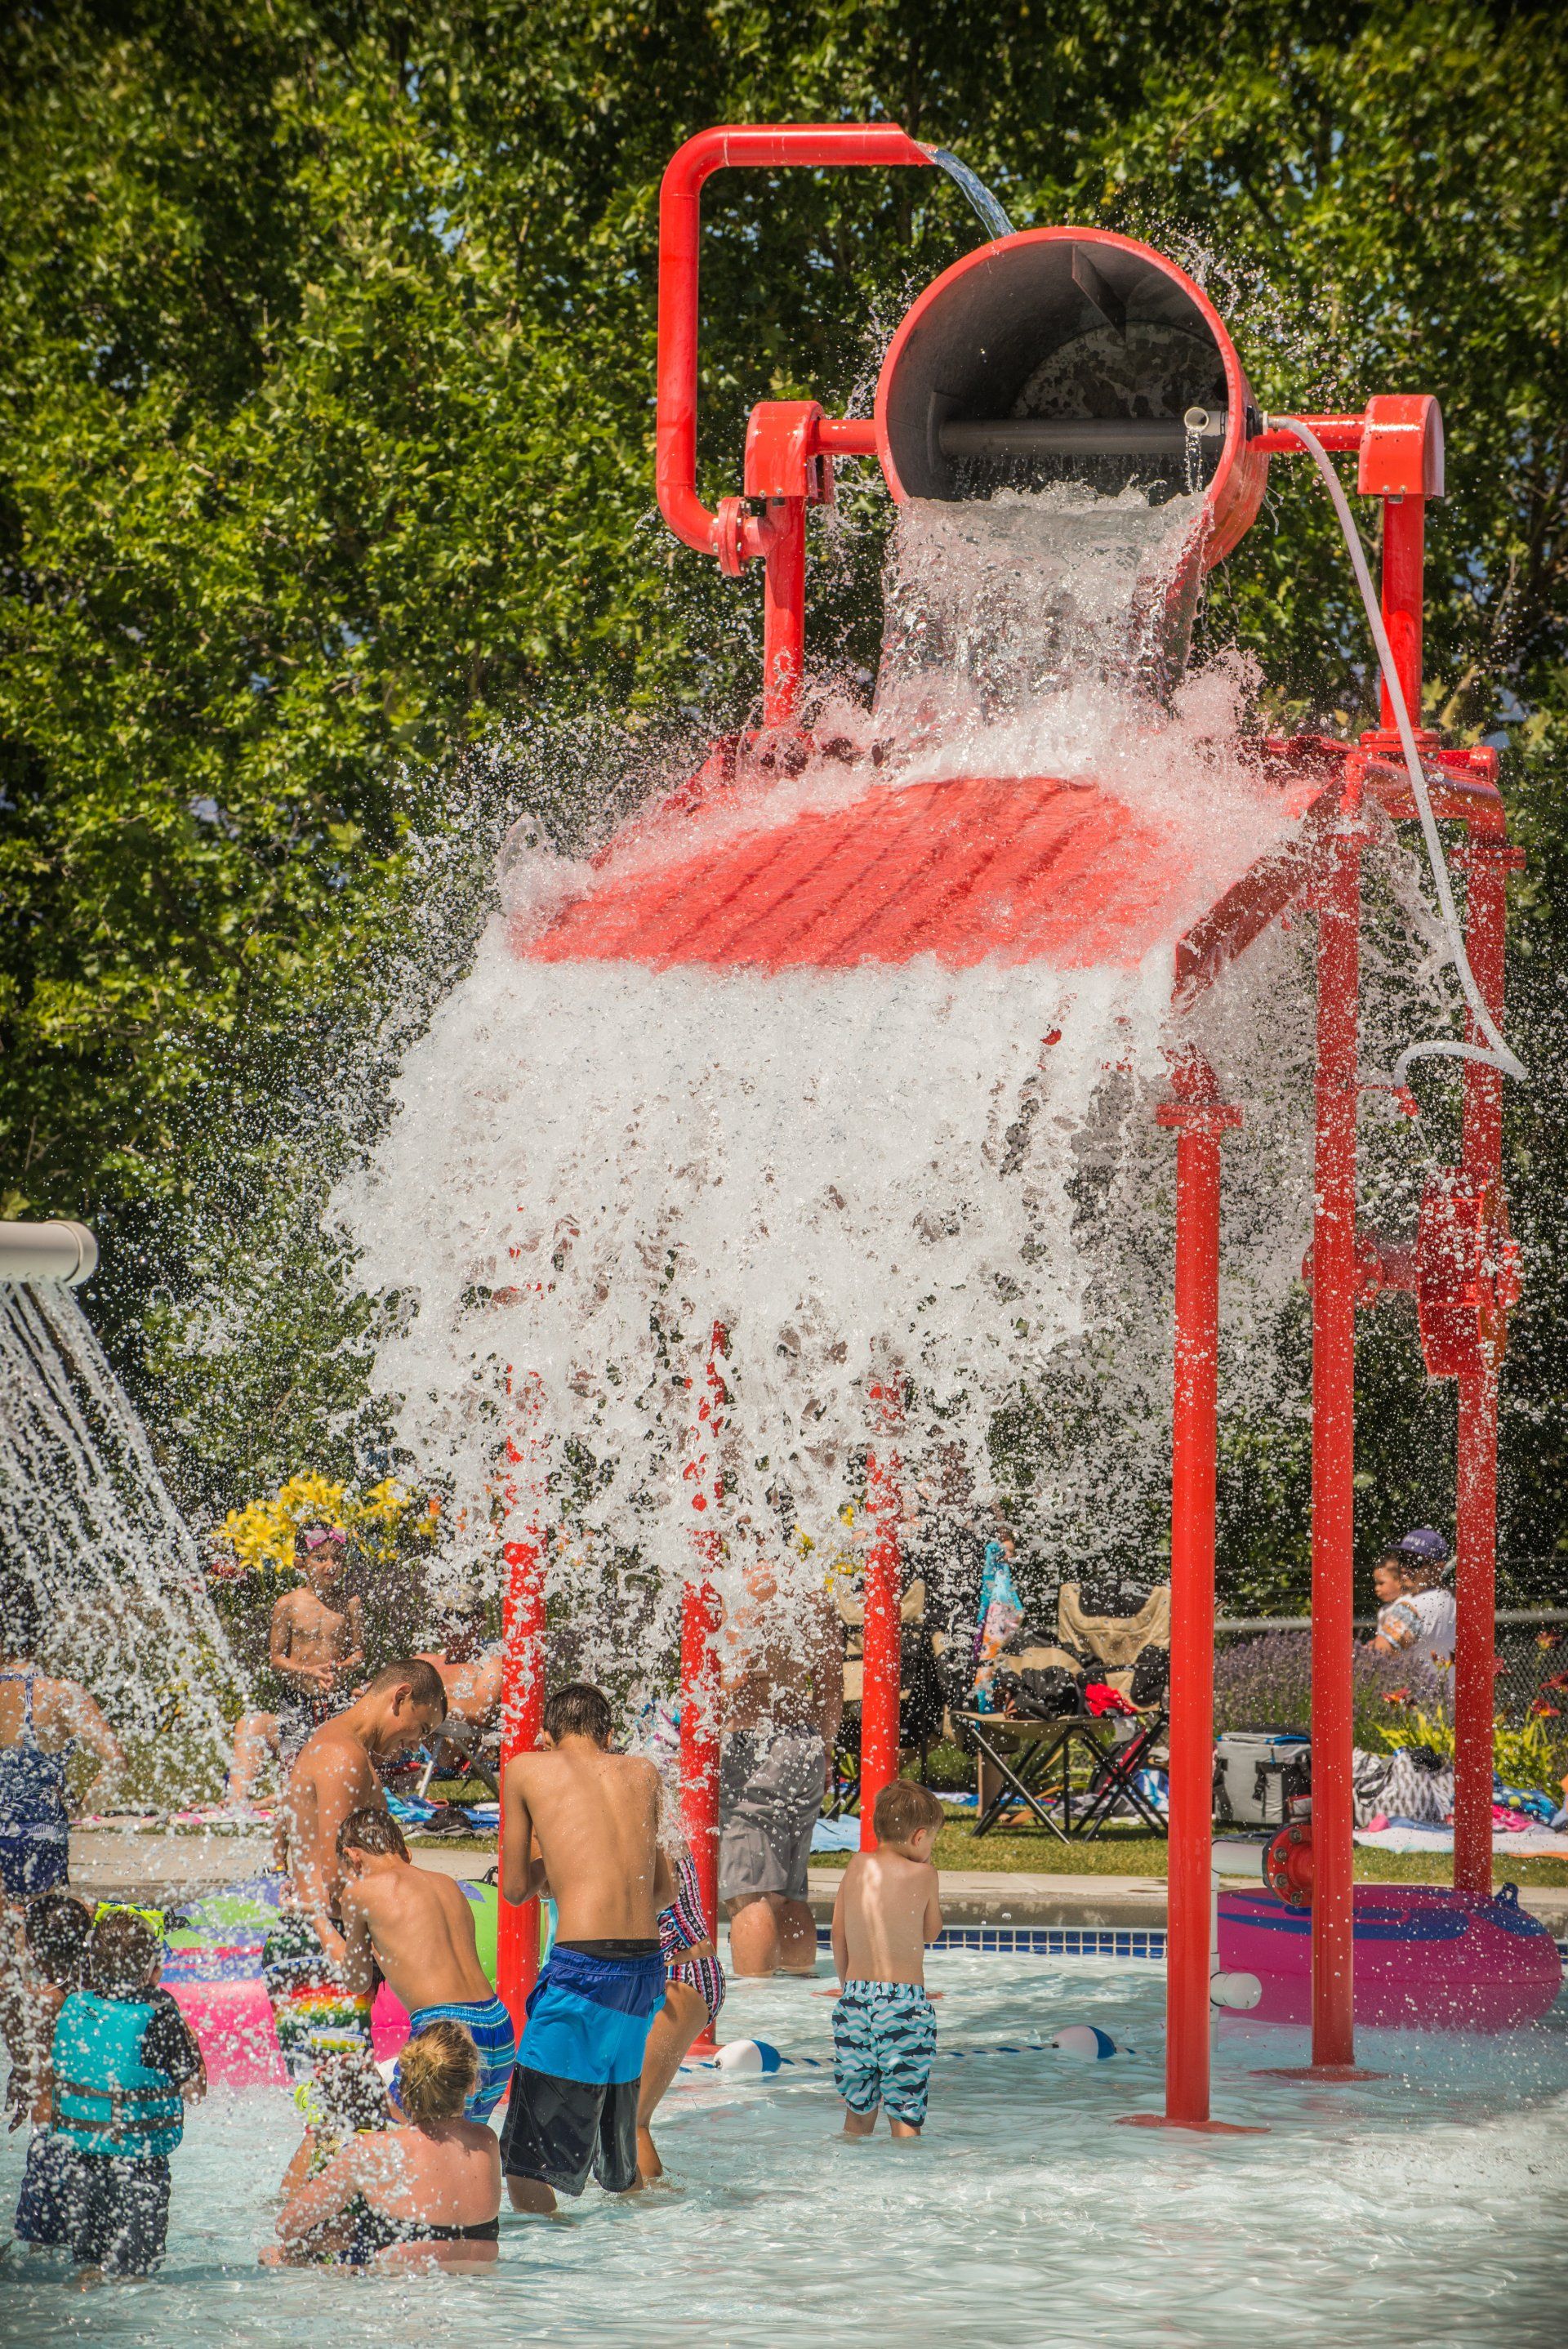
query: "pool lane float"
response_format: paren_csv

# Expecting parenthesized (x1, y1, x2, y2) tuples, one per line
(160, 1872, 503, 2085)
(1217, 1869, 1562, 2032)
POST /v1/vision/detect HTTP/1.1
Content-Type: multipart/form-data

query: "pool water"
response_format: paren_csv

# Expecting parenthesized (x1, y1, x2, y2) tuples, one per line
(2, 1953, 1565, 2348)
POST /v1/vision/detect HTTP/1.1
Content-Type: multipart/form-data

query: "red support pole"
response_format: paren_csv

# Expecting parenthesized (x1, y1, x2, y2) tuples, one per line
(859, 1376, 904, 1850)
(1307, 822, 1367, 2075)
(760, 501, 808, 729)
(1378, 496, 1427, 738)
(1453, 835, 1511, 1895)
(497, 1367, 547, 2031)
(679, 1324, 728, 2048)
(1123, 1062, 1256, 2135)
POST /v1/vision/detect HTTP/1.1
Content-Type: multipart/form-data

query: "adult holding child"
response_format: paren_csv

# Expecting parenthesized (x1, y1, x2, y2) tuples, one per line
(498, 1683, 673, 2213)
(263, 1657, 448, 2084)
(270, 2019, 501, 2270)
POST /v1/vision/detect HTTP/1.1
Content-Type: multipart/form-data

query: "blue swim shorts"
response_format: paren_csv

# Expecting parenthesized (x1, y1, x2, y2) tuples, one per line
(499, 1941, 665, 2196)
(396, 1995, 518, 2124)
(832, 1980, 937, 2128)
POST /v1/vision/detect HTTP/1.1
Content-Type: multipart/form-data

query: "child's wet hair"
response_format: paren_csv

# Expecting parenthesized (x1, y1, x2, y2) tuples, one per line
(871, 1778, 946, 1845)
(336, 1805, 411, 1862)
(24, 1893, 92, 1989)
(85, 1908, 161, 1995)
(307, 2048, 392, 2138)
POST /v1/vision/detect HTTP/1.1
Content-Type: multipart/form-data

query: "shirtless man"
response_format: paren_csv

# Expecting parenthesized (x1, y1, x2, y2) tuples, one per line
(336, 1807, 516, 2121)
(415, 1605, 504, 1792)
(225, 1527, 365, 1805)
(263, 1658, 447, 2082)
(719, 1552, 843, 1978)
(498, 1683, 673, 2213)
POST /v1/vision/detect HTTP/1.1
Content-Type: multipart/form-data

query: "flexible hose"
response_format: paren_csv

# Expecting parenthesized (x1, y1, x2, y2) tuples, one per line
(1268, 415, 1526, 1088)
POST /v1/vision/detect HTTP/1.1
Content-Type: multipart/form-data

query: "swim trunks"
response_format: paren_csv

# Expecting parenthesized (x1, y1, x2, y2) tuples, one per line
(261, 1914, 372, 2084)
(394, 1995, 517, 2123)
(719, 1730, 826, 1905)
(275, 1691, 338, 1768)
(499, 1941, 665, 2196)
(832, 1980, 937, 2128)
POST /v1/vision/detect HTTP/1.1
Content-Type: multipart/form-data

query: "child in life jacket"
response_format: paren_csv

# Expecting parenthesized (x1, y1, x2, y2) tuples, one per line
(43, 1906, 206, 2278)
(6, 1893, 92, 2258)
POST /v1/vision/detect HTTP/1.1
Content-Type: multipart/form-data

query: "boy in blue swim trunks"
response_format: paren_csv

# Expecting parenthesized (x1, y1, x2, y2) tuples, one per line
(498, 1683, 673, 2209)
(831, 1778, 944, 2138)
(335, 1808, 516, 2122)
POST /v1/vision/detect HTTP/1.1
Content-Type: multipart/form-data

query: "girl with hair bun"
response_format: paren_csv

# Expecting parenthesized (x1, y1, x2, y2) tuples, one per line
(269, 2021, 501, 2270)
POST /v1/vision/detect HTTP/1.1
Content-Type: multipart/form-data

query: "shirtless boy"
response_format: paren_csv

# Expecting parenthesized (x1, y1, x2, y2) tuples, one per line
(336, 1807, 516, 2120)
(263, 1659, 447, 2082)
(831, 1778, 944, 2140)
(225, 1527, 366, 1806)
(498, 1683, 673, 2212)
(719, 1553, 843, 1977)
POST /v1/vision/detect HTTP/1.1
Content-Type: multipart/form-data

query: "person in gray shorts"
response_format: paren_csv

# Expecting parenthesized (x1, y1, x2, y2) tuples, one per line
(719, 1728, 826, 1964)
(718, 1563, 843, 1977)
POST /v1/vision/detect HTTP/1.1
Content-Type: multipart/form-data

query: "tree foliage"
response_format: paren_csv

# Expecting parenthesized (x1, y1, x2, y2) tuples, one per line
(2, 2, 1566, 1592)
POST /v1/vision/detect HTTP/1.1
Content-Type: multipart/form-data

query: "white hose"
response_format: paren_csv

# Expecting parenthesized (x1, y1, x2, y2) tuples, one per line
(1268, 416, 1526, 1088)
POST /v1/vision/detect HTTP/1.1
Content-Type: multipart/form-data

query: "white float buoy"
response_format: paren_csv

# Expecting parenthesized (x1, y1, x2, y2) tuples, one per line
(1048, 2025, 1124, 2060)
(711, 2038, 783, 2075)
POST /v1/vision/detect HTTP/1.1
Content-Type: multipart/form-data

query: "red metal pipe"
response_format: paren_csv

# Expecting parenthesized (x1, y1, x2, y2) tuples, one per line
(760, 498, 807, 729)
(859, 1377, 904, 1849)
(1453, 836, 1510, 1894)
(679, 1325, 728, 1981)
(1309, 822, 1362, 2071)
(1250, 413, 1367, 456)
(657, 125, 932, 557)
(1379, 497, 1427, 736)
(497, 1367, 547, 2030)
(1156, 1064, 1241, 2125)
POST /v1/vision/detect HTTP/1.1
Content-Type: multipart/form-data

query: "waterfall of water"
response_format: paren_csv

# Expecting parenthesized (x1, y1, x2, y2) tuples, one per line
(0, 1279, 243, 1803)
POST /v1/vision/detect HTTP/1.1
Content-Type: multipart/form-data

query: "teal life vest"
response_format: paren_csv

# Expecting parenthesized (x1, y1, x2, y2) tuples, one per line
(52, 1990, 185, 2160)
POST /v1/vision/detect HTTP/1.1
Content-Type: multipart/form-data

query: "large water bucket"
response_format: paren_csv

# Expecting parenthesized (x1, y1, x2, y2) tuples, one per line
(875, 228, 1268, 567)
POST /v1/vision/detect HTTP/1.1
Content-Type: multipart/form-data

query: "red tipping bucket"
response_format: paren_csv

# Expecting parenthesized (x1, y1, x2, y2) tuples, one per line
(875, 229, 1268, 567)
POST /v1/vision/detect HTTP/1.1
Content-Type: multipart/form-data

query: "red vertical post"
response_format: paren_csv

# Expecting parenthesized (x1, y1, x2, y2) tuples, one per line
(1453, 833, 1511, 1895)
(859, 1375, 904, 1851)
(1378, 496, 1427, 737)
(1308, 820, 1363, 2074)
(497, 1366, 547, 2030)
(761, 501, 808, 729)
(679, 1323, 728, 2048)
(1122, 1061, 1254, 2136)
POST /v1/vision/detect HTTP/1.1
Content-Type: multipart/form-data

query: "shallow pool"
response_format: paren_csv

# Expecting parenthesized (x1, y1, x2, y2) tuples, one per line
(2, 1953, 1565, 2348)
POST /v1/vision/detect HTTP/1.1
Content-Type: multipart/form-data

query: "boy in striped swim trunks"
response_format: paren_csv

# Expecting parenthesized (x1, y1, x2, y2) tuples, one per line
(336, 1809, 516, 2121)
(831, 1778, 945, 2138)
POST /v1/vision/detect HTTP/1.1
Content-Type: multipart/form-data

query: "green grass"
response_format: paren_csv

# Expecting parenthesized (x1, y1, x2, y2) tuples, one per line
(805, 1815, 1568, 1889)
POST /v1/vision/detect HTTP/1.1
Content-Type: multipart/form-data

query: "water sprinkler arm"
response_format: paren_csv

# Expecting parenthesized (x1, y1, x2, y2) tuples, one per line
(656, 125, 933, 558)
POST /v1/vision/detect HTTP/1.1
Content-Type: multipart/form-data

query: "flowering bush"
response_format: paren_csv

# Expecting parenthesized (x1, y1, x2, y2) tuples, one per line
(212, 1472, 439, 1580)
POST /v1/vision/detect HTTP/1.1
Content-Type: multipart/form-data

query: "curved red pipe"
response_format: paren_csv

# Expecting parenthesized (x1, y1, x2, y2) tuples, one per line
(657, 124, 933, 555)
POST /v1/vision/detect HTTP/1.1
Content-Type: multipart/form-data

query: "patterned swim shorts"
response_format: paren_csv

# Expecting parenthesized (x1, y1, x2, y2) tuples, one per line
(832, 1980, 937, 2128)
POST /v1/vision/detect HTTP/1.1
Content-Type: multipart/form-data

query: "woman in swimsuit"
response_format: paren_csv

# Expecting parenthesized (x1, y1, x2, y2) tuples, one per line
(270, 2018, 501, 2270)
(0, 1581, 124, 1906)
(636, 1839, 727, 2186)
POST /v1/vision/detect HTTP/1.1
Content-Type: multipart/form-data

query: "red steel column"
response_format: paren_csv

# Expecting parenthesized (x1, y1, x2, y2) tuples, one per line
(1378, 495, 1427, 737)
(1453, 834, 1510, 1894)
(679, 1324, 728, 2030)
(497, 1366, 547, 2029)
(1308, 820, 1364, 2073)
(761, 499, 808, 729)
(1123, 1061, 1253, 2135)
(859, 1375, 904, 1850)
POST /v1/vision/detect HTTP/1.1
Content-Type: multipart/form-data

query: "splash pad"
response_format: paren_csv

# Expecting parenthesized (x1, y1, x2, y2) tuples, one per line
(341, 123, 1555, 2130)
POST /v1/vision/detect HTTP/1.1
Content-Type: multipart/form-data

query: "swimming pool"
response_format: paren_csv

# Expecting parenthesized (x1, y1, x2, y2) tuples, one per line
(2, 1951, 1564, 2348)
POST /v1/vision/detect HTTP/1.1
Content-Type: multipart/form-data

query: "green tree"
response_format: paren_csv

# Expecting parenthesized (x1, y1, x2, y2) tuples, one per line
(2, 3, 1565, 1595)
